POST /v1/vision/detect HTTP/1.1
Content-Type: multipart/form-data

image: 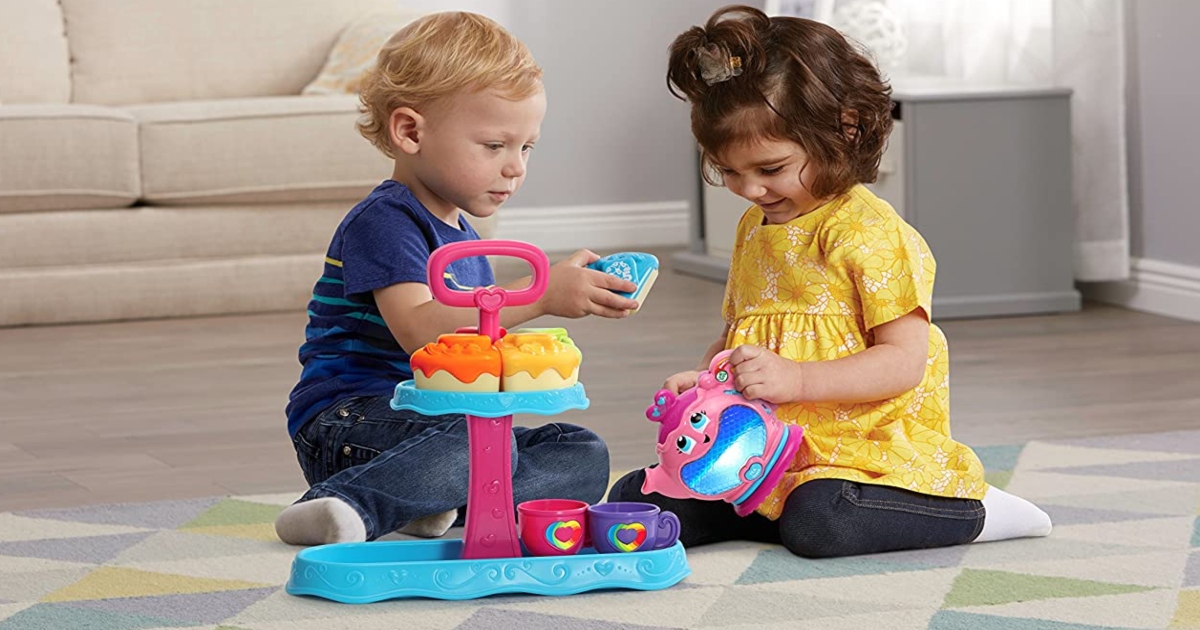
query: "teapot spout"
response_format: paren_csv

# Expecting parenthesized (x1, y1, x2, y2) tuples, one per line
(641, 465, 691, 499)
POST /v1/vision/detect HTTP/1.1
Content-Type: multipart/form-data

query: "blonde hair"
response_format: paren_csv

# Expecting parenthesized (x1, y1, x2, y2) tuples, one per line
(357, 12, 543, 158)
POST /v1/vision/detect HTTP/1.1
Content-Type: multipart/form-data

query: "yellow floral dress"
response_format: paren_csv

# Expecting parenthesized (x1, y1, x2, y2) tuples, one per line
(722, 185, 987, 520)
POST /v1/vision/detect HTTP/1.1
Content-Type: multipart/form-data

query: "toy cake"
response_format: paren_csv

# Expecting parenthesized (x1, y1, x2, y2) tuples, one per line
(410, 334, 502, 392)
(496, 331, 582, 392)
(587, 252, 659, 312)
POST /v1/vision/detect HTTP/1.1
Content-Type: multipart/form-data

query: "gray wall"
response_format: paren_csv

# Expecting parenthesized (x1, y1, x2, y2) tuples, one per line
(1126, 0, 1200, 267)
(505, 1, 733, 211)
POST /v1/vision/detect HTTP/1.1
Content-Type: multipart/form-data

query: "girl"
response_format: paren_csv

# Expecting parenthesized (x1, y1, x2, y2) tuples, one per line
(608, 5, 1052, 558)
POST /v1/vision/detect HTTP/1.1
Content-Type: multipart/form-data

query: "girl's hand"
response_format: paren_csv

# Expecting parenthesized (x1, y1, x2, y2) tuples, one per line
(728, 344, 804, 404)
(539, 250, 639, 318)
(663, 370, 702, 394)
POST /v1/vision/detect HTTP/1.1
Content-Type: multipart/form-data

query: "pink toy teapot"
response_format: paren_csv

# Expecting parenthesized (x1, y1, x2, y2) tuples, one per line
(642, 350, 803, 516)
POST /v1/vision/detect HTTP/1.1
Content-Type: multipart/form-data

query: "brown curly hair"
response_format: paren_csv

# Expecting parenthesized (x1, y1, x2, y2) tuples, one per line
(668, 5, 893, 199)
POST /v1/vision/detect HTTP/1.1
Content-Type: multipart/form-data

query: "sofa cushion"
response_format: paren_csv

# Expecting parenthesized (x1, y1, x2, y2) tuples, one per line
(0, 105, 139, 214)
(62, 0, 396, 105)
(129, 96, 391, 205)
(0, 203, 498, 271)
(0, 209, 496, 326)
(0, 203, 351, 270)
(0, 254, 325, 327)
(0, 0, 71, 104)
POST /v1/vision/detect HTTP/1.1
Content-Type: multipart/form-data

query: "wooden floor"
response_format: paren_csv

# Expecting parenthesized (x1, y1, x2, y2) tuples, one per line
(2, 248, 1199, 512)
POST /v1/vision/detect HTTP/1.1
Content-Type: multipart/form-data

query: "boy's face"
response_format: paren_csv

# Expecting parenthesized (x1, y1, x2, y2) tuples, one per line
(413, 88, 546, 221)
(713, 138, 824, 225)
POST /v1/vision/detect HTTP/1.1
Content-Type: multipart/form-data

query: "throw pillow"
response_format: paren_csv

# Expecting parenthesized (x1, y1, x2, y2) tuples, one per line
(303, 11, 419, 95)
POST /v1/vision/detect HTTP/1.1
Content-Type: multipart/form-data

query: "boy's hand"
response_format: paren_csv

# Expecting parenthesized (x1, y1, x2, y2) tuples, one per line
(540, 250, 639, 318)
(663, 370, 702, 395)
(728, 344, 804, 404)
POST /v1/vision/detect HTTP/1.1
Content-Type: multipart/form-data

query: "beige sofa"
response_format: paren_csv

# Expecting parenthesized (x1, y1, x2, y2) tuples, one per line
(0, 0, 487, 327)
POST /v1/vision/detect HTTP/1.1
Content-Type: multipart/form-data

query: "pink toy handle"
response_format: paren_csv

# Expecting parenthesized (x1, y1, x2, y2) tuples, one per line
(702, 349, 775, 411)
(709, 349, 735, 370)
(699, 349, 736, 390)
(426, 240, 549, 341)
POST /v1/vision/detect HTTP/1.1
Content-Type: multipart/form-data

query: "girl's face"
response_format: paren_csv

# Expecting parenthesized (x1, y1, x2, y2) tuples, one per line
(713, 137, 827, 225)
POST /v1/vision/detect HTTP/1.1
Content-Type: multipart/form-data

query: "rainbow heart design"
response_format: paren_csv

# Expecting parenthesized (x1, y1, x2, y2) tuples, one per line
(544, 520, 583, 551)
(607, 522, 647, 552)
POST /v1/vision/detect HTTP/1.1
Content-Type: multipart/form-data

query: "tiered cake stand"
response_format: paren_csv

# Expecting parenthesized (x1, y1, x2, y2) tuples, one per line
(285, 241, 689, 602)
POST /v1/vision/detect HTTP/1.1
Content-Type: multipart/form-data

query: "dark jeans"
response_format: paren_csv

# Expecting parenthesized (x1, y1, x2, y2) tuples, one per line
(608, 468, 985, 558)
(292, 395, 610, 540)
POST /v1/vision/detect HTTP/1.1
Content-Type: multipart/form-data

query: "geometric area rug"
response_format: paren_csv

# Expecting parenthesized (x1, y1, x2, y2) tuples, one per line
(3, 430, 1200, 629)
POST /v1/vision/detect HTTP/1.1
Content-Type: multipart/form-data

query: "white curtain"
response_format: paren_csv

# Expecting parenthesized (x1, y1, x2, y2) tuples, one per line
(885, 0, 1129, 281)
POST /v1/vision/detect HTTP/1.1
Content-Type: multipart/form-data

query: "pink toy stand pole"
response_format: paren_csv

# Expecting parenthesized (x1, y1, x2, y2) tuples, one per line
(426, 241, 549, 560)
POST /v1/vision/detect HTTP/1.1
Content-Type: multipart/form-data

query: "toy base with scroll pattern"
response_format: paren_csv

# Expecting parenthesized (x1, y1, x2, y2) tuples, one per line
(642, 350, 803, 517)
(587, 252, 658, 312)
(287, 538, 689, 602)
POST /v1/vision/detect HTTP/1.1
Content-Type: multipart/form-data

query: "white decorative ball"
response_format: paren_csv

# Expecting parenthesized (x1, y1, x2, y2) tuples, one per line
(831, 0, 907, 72)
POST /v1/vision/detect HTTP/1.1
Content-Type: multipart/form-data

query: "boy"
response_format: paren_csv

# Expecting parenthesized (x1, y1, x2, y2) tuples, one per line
(276, 12, 639, 546)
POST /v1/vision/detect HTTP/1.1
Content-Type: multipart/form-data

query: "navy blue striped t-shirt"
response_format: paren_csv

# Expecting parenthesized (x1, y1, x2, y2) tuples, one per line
(286, 180, 495, 436)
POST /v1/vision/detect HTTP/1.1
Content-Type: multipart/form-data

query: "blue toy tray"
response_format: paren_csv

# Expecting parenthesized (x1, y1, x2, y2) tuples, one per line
(286, 538, 690, 602)
(391, 380, 590, 418)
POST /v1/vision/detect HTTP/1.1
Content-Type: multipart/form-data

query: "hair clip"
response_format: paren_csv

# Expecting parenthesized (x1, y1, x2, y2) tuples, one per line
(697, 44, 744, 86)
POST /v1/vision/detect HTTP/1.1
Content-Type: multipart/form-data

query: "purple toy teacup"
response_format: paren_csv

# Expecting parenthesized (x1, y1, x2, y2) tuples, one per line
(586, 502, 680, 553)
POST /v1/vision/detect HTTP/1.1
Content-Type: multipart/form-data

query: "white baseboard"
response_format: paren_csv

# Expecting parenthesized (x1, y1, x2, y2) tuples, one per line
(1081, 257, 1200, 322)
(494, 201, 689, 252)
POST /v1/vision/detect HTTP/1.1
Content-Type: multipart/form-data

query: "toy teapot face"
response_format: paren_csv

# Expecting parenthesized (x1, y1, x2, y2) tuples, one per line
(642, 351, 803, 516)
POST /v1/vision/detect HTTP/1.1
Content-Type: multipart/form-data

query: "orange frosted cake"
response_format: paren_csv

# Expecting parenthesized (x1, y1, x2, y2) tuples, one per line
(411, 334, 502, 392)
(497, 330, 582, 392)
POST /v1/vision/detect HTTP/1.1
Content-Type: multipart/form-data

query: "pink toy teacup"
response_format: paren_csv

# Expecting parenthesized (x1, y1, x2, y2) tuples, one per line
(517, 499, 588, 556)
(586, 502, 680, 553)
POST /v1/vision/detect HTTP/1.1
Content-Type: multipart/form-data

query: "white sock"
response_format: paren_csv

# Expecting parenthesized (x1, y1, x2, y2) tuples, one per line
(274, 497, 367, 546)
(972, 485, 1053, 543)
(397, 509, 458, 538)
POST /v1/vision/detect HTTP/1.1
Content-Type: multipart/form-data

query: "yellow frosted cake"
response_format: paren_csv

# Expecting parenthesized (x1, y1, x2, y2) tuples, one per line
(496, 330, 582, 392)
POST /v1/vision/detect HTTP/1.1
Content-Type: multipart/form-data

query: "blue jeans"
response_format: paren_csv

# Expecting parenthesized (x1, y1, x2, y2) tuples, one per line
(609, 468, 985, 558)
(292, 395, 610, 540)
